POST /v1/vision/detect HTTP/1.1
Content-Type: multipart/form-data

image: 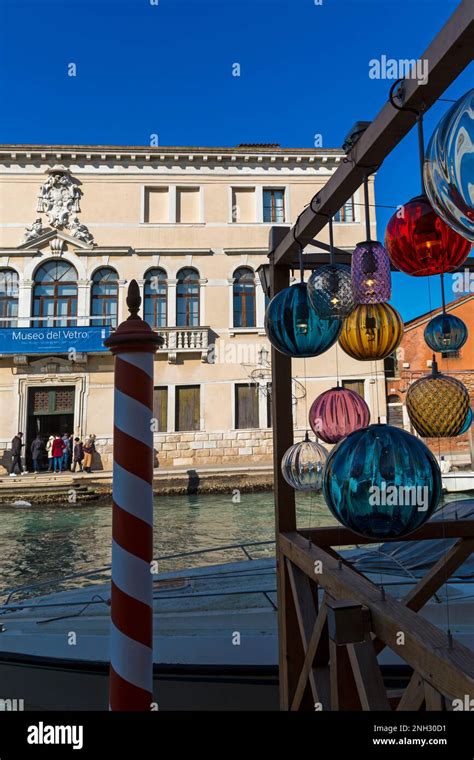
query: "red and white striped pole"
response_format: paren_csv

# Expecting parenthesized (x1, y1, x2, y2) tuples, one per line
(105, 280, 162, 710)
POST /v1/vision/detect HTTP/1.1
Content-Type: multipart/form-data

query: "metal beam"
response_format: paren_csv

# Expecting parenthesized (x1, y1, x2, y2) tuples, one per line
(272, 0, 474, 267)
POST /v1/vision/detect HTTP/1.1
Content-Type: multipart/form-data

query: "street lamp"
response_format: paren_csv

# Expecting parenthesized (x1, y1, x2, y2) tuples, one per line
(257, 263, 271, 299)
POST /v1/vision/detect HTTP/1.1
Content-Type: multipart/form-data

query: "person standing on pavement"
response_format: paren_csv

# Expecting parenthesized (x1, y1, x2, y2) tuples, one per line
(10, 432, 24, 477)
(83, 436, 95, 474)
(52, 434, 66, 474)
(61, 433, 70, 472)
(72, 437, 84, 472)
(46, 435, 54, 471)
(30, 434, 44, 473)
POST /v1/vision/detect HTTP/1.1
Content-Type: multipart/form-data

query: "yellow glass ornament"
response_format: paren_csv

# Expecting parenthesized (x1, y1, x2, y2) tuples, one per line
(338, 302, 403, 361)
(406, 358, 470, 438)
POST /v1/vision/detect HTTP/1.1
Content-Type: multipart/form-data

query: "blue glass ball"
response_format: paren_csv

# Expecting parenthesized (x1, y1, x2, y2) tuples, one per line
(459, 407, 473, 435)
(323, 424, 441, 539)
(424, 312, 468, 353)
(265, 282, 342, 357)
(281, 438, 328, 492)
(308, 263, 355, 319)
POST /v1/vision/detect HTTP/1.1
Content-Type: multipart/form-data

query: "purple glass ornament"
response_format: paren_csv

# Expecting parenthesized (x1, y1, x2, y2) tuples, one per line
(309, 386, 370, 444)
(351, 240, 392, 304)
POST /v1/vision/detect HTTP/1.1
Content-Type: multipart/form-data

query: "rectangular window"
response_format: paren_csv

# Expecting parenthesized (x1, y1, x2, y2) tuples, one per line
(341, 379, 365, 398)
(175, 385, 200, 431)
(153, 387, 168, 432)
(263, 189, 285, 223)
(441, 350, 461, 358)
(231, 187, 256, 223)
(176, 187, 200, 223)
(334, 196, 355, 223)
(144, 187, 169, 223)
(235, 383, 259, 429)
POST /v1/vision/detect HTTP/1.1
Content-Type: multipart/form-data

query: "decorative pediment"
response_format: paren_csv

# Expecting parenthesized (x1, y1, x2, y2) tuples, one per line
(17, 229, 94, 252)
(22, 165, 94, 247)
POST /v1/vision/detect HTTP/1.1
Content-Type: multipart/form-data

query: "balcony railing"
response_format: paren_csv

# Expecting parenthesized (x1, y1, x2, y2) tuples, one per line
(154, 327, 210, 363)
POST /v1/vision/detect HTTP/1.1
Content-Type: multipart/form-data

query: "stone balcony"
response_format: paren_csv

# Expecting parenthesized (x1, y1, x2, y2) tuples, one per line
(154, 326, 211, 363)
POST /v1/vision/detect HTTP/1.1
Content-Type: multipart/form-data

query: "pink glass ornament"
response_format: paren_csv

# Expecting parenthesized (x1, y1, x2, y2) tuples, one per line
(309, 386, 370, 444)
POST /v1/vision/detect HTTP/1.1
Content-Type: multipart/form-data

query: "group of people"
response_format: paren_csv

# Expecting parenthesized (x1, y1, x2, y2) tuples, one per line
(10, 432, 96, 476)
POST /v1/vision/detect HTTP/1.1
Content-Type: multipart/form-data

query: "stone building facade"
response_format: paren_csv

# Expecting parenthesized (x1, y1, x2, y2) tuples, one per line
(0, 143, 387, 473)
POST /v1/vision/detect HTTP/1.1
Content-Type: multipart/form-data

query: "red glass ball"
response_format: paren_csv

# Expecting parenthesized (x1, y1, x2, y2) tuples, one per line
(309, 386, 370, 444)
(385, 194, 471, 277)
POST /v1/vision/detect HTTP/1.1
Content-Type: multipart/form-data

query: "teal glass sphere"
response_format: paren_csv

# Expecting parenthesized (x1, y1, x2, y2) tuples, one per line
(424, 312, 468, 353)
(265, 283, 342, 357)
(323, 424, 441, 539)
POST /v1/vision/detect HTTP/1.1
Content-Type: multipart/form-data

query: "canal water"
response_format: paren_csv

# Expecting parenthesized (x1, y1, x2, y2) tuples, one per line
(0, 491, 335, 594)
(0, 491, 469, 596)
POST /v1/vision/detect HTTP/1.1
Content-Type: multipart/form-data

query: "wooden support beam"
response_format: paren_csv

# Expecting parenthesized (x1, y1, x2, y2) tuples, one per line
(397, 673, 425, 711)
(291, 599, 330, 711)
(286, 560, 320, 708)
(404, 537, 474, 610)
(280, 531, 474, 700)
(272, 0, 474, 267)
(270, 256, 298, 711)
(348, 637, 391, 711)
(424, 682, 446, 711)
(329, 640, 362, 711)
(300, 519, 474, 547)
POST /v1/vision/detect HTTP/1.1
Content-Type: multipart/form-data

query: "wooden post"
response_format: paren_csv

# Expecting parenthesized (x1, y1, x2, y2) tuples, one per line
(269, 228, 299, 710)
(105, 281, 162, 710)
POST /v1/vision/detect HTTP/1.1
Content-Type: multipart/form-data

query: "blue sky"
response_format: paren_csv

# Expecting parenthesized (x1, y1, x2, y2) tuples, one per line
(0, 0, 472, 320)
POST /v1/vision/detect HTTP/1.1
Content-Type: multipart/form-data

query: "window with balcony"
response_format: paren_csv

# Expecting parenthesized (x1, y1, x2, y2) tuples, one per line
(335, 196, 356, 222)
(175, 385, 200, 431)
(176, 268, 200, 327)
(32, 260, 77, 328)
(91, 267, 119, 328)
(263, 189, 285, 223)
(153, 386, 168, 432)
(233, 267, 256, 328)
(144, 268, 167, 328)
(235, 383, 259, 429)
(0, 269, 19, 327)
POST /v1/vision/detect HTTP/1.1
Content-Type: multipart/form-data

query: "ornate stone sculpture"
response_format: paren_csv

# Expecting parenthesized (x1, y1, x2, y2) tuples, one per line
(23, 218, 45, 242)
(69, 216, 94, 244)
(36, 166, 82, 228)
(23, 165, 94, 246)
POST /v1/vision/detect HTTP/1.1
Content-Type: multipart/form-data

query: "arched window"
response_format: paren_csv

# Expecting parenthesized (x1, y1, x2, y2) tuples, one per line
(33, 260, 77, 328)
(233, 267, 256, 328)
(91, 268, 119, 328)
(0, 269, 19, 327)
(144, 268, 167, 328)
(176, 268, 200, 327)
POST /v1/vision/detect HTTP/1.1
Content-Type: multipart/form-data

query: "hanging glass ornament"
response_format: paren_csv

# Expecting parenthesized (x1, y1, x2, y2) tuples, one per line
(307, 263, 355, 319)
(459, 407, 473, 436)
(424, 312, 468, 353)
(265, 282, 341, 358)
(351, 241, 392, 304)
(323, 423, 441, 539)
(308, 386, 370, 444)
(424, 89, 474, 243)
(384, 194, 471, 276)
(281, 435, 328, 492)
(338, 302, 403, 361)
(351, 176, 392, 304)
(406, 358, 470, 437)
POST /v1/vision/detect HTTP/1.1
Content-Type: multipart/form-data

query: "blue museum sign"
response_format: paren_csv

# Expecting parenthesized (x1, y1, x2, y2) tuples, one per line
(0, 326, 112, 355)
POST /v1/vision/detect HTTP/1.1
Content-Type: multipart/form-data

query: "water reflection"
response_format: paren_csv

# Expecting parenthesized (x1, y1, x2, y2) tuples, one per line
(0, 491, 468, 594)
